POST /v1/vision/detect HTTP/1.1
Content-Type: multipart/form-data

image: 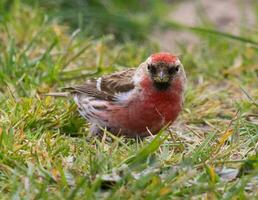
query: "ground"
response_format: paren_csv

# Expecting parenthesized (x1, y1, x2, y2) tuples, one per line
(0, 1, 257, 199)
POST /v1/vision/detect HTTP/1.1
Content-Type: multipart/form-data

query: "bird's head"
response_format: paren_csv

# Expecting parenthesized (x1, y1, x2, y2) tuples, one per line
(138, 52, 185, 91)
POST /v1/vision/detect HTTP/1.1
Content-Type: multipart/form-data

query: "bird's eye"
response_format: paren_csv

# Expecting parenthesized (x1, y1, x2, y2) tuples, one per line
(147, 64, 156, 74)
(168, 65, 180, 75)
(175, 65, 180, 72)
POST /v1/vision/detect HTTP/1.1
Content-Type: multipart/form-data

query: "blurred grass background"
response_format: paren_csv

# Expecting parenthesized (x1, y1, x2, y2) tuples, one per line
(0, 0, 257, 199)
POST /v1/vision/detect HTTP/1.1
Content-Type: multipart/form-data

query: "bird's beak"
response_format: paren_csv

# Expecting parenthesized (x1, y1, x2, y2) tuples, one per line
(154, 71, 169, 83)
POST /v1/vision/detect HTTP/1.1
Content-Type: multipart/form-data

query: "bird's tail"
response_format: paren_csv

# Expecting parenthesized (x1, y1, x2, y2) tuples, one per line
(44, 92, 70, 97)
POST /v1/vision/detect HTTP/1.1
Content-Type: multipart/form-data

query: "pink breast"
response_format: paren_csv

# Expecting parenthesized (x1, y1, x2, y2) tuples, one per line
(108, 79, 183, 137)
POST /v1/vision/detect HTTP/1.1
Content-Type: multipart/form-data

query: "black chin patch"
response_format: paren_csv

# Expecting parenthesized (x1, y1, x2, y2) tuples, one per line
(153, 81, 170, 91)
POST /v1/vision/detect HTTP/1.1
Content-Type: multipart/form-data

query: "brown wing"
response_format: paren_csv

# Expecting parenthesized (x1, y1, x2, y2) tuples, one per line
(100, 68, 135, 94)
(65, 68, 135, 101)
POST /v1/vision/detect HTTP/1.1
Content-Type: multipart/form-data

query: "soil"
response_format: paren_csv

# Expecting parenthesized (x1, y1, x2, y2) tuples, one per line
(152, 0, 257, 51)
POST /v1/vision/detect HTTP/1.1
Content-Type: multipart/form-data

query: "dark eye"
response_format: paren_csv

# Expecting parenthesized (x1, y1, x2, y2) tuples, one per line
(175, 65, 180, 72)
(168, 65, 180, 75)
(147, 64, 156, 74)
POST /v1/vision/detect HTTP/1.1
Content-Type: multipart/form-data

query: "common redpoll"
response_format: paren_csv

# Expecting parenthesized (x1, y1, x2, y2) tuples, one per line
(63, 52, 186, 137)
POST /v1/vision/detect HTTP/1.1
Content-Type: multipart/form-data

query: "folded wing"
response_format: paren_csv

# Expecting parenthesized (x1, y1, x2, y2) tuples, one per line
(65, 68, 135, 101)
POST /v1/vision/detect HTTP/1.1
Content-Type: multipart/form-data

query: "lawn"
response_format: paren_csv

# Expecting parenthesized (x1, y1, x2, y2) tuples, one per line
(0, 0, 257, 199)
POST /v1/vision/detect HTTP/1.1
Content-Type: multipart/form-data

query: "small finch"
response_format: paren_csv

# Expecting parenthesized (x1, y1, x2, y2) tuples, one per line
(57, 52, 186, 137)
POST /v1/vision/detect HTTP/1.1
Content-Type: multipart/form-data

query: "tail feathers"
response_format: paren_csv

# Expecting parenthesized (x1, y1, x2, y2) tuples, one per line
(44, 92, 70, 97)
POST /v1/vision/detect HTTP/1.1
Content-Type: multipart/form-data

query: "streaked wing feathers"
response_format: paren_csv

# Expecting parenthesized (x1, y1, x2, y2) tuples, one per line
(65, 68, 135, 101)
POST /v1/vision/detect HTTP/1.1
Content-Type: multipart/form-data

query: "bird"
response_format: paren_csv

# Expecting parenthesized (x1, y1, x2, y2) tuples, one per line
(50, 52, 186, 137)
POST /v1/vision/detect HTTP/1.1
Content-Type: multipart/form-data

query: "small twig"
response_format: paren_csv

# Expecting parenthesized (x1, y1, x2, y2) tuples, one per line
(184, 125, 202, 139)
(240, 86, 258, 107)
(43, 92, 70, 97)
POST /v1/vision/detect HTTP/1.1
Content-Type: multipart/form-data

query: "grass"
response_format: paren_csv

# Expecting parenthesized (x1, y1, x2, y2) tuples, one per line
(0, 0, 258, 199)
